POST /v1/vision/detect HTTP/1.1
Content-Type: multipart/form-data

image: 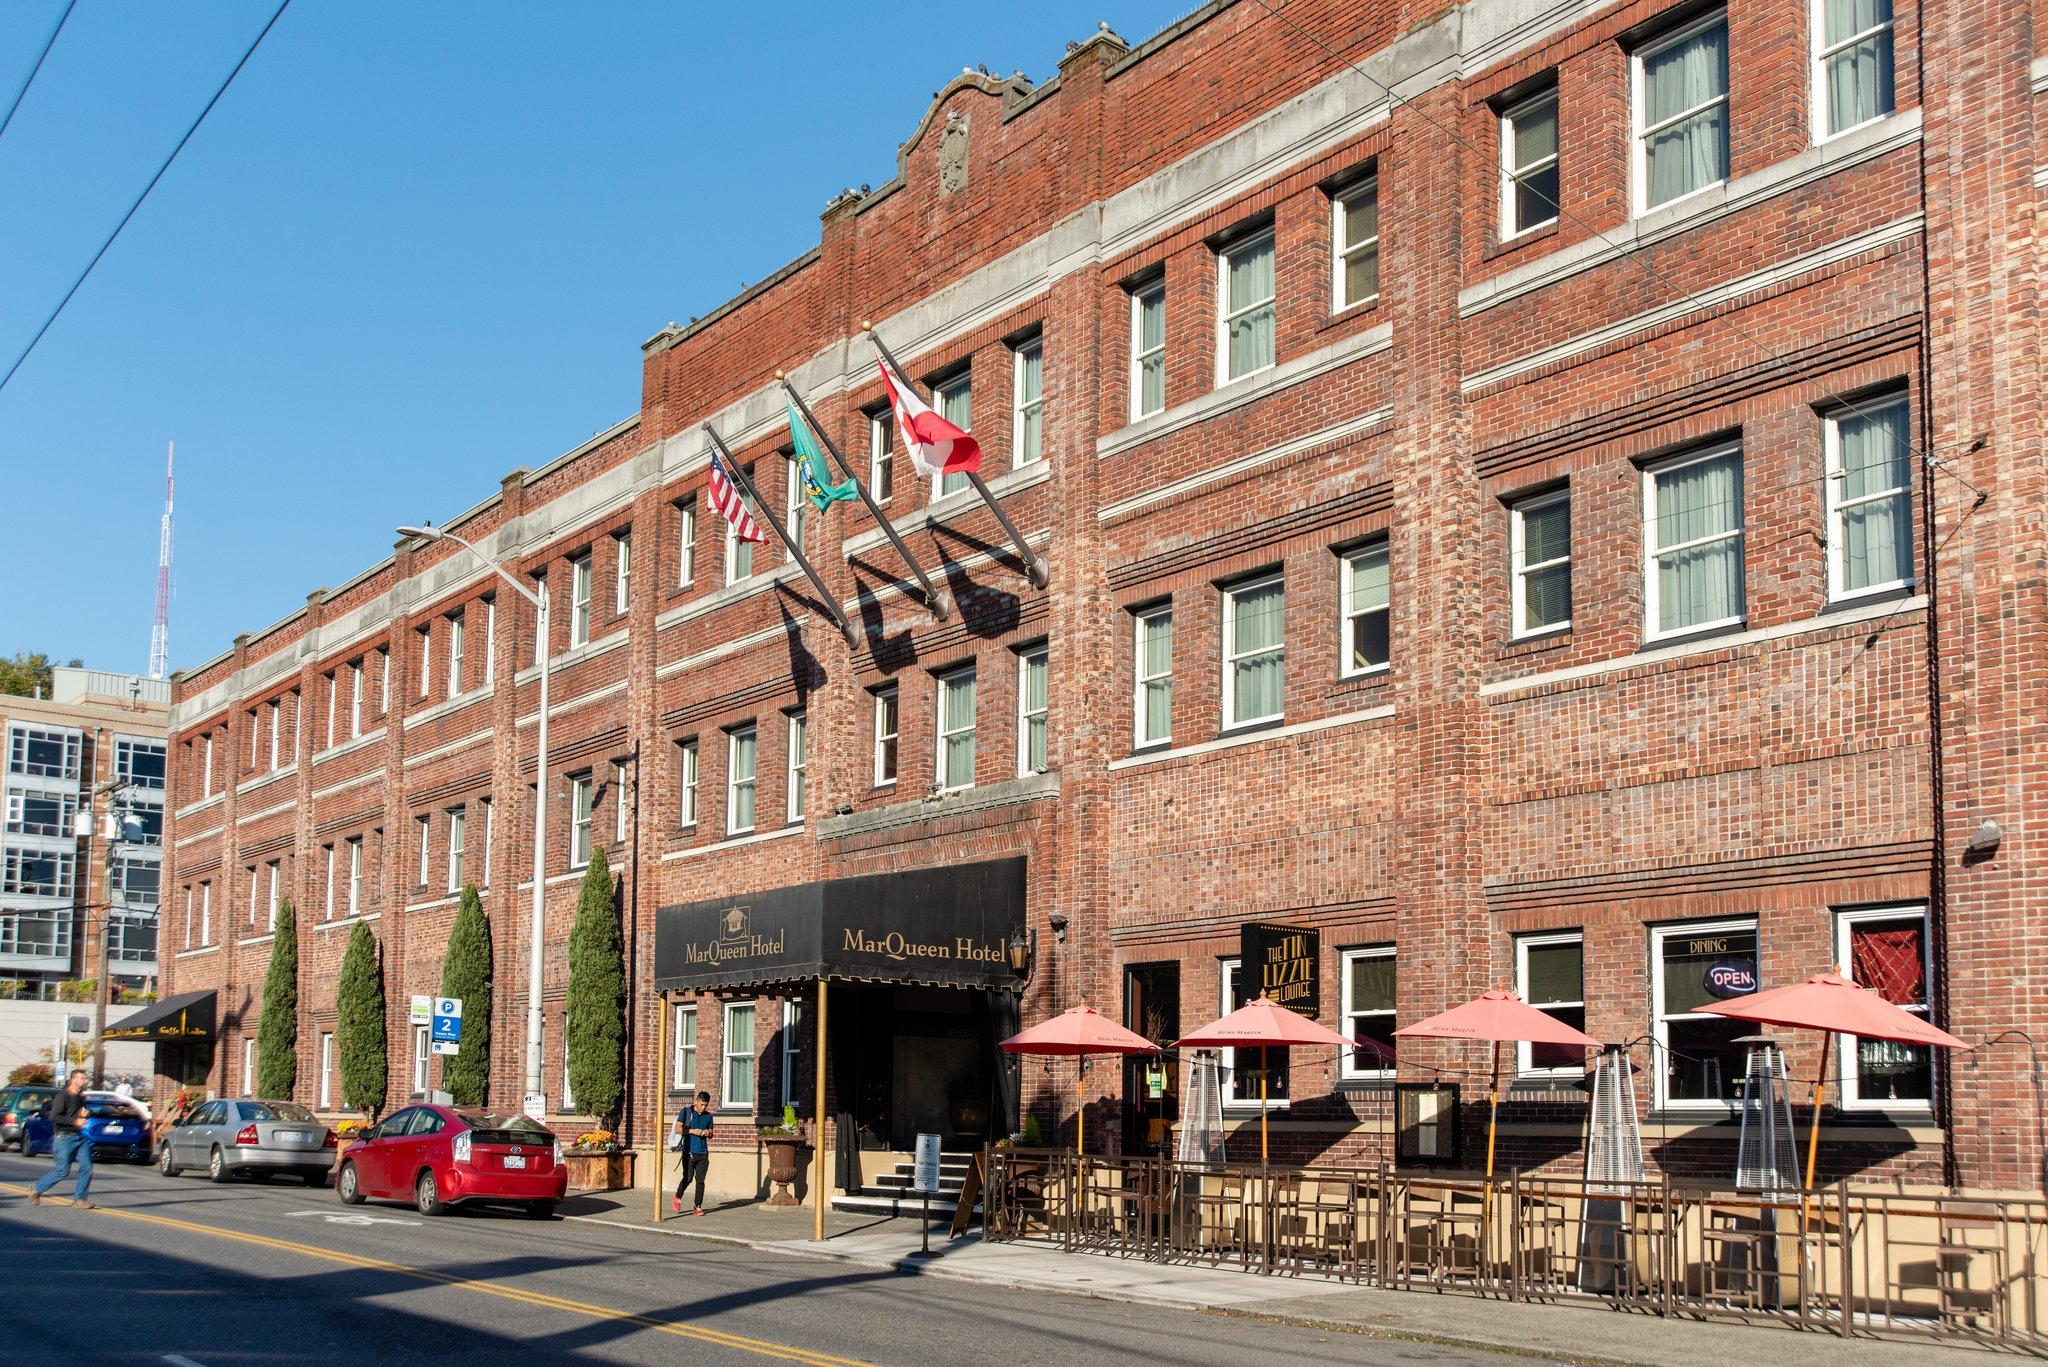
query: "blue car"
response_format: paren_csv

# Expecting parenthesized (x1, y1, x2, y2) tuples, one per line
(22, 1095, 152, 1164)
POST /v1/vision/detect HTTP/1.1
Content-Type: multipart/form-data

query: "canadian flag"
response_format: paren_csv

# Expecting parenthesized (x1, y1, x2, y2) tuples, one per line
(877, 354, 982, 481)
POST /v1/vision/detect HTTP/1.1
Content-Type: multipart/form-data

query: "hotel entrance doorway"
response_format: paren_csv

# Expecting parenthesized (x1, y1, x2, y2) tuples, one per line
(830, 983, 1002, 1152)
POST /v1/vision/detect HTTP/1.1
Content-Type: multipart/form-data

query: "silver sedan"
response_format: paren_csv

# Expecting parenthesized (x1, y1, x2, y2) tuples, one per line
(160, 1098, 336, 1185)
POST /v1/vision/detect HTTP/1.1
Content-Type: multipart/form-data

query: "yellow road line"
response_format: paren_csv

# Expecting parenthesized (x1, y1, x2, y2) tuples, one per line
(1, 1182, 871, 1366)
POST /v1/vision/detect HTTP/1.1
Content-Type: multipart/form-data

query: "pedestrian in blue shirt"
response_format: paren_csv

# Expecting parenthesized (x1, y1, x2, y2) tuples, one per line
(671, 1091, 713, 1216)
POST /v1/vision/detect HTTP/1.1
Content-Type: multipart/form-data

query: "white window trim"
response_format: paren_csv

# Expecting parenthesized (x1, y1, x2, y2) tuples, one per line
(1511, 487, 1573, 638)
(1810, 0, 1896, 144)
(200, 881, 212, 945)
(724, 480, 754, 586)
(726, 727, 757, 837)
(447, 808, 466, 892)
(1339, 946, 1397, 1081)
(1834, 904, 1935, 1111)
(418, 626, 432, 699)
(1011, 338, 1044, 467)
(350, 663, 364, 737)
(613, 761, 629, 844)
(867, 413, 893, 506)
(203, 733, 216, 796)
(933, 375, 972, 499)
(416, 814, 432, 886)
(323, 844, 336, 920)
(1339, 541, 1391, 680)
(785, 712, 806, 825)
(483, 597, 496, 684)
(479, 798, 493, 886)
(569, 773, 594, 868)
(671, 1005, 698, 1091)
(872, 687, 899, 788)
(1129, 281, 1166, 421)
(412, 1025, 431, 1095)
(267, 861, 280, 932)
(1218, 957, 1288, 1110)
(780, 1000, 803, 1109)
(1133, 605, 1172, 750)
(346, 838, 362, 918)
(447, 614, 465, 698)
(248, 865, 261, 926)
(1499, 88, 1561, 239)
(784, 459, 806, 551)
(242, 1037, 257, 1095)
(1642, 441, 1746, 643)
(1630, 10, 1731, 218)
(1823, 395, 1913, 603)
(1515, 931, 1586, 1077)
(1015, 646, 1047, 778)
(614, 531, 632, 615)
(1216, 229, 1278, 384)
(1650, 916, 1757, 1112)
(319, 1033, 335, 1109)
(935, 665, 977, 793)
(1330, 177, 1381, 312)
(722, 1001, 756, 1111)
(1221, 573, 1285, 729)
(677, 500, 697, 586)
(569, 554, 593, 647)
(267, 702, 281, 771)
(679, 738, 700, 828)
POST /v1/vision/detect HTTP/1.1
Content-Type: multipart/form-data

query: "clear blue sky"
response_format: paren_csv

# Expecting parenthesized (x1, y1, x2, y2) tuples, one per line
(0, 1, 1189, 676)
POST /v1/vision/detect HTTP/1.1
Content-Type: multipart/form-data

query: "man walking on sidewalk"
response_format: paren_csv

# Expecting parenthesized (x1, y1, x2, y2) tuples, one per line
(29, 1071, 94, 1208)
(671, 1091, 713, 1216)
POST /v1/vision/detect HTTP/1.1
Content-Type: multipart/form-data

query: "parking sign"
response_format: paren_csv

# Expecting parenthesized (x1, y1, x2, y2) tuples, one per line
(431, 997, 462, 1044)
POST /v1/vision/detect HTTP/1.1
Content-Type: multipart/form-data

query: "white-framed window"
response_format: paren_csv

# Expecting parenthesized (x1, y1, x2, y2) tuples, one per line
(1015, 645, 1048, 776)
(1340, 541, 1391, 677)
(7, 723, 80, 779)
(872, 686, 899, 786)
(447, 807, 466, 891)
(200, 881, 212, 945)
(784, 457, 806, 552)
(447, 613, 465, 697)
(726, 726, 757, 835)
(1515, 932, 1586, 1075)
(248, 866, 261, 926)
(266, 861, 280, 932)
(1133, 604, 1173, 749)
(417, 626, 432, 699)
(1218, 229, 1277, 382)
(478, 797, 492, 887)
(182, 886, 193, 950)
(569, 552, 593, 647)
(780, 1000, 803, 1108)
(724, 471, 755, 584)
(1218, 958, 1290, 1107)
(320, 676, 335, 752)
(675, 498, 697, 586)
(935, 373, 972, 498)
(246, 710, 259, 769)
(412, 1025, 431, 1094)
(350, 661, 364, 737)
(483, 595, 496, 684)
(204, 731, 217, 794)
(785, 711, 807, 824)
(319, 1033, 335, 1109)
(1650, 917, 1757, 1109)
(867, 411, 894, 504)
(562, 1032, 576, 1113)
(323, 844, 336, 920)
(1836, 904, 1935, 1108)
(1511, 487, 1572, 637)
(613, 530, 632, 614)
(936, 665, 977, 792)
(1130, 280, 1165, 420)
(377, 648, 389, 715)
(1500, 87, 1560, 237)
(1633, 10, 1730, 214)
(723, 1001, 757, 1109)
(416, 814, 432, 886)
(1222, 573, 1285, 728)
(267, 701, 282, 771)
(531, 571, 548, 665)
(568, 773, 594, 868)
(243, 1037, 257, 1095)
(346, 838, 362, 918)
(671, 1005, 698, 1091)
(1813, 0, 1894, 141)
(678, 738, 700, 827)
(1, 849, 73, 900)
(1644, 442, 1744, 640)
(1331, 178, 1380, 311)
(1340, 946, 1397, 1080)
(611, 760, 629, 844)
(1824, 395, 1912, 601)
(1012, 338, 1043, 467)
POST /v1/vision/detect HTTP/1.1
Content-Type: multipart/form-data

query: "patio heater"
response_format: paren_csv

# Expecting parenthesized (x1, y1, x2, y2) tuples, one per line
(1579, 1045, 1645, 1293)
(1177, 1051, 1225, 1166)
(1734, 1038, 1800, 1194)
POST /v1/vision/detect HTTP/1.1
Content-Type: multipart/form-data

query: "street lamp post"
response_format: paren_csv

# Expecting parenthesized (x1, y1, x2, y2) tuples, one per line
(398, 524, 551, 1114)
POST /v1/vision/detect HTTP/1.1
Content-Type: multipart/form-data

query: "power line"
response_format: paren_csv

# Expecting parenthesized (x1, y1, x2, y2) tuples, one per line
(0, 0, 76, 148)
(0, 0, 294, 398)
(1245, 0, 1985, 502)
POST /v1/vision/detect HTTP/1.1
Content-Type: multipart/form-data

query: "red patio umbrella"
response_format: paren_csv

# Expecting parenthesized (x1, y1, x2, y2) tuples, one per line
(1700, 970, 1968, 1210)
(1001, 1005, 1159, 1155)
(1175, 995, 1353, 1164)
(1395, 987, 1601, 1191)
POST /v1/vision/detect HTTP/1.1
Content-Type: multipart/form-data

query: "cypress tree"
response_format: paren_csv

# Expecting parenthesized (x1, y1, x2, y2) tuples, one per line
(439, 885, 493, 1107)
(564, 846, 625, 1123)
(336, 920, 387, 1117)
(255, 898, 298, 1098)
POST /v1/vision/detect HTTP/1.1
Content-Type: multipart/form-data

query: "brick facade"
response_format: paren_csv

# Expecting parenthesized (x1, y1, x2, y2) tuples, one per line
(165, 0, 2048, 1191)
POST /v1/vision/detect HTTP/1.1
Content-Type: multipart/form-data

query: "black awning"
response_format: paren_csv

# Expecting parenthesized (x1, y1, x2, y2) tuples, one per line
(103, 989, 216, 1044)
(654, 856, 1027, 994)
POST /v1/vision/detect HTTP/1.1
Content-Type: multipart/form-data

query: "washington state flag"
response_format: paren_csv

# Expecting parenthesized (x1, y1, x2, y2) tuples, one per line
(787, 401, 857, 511)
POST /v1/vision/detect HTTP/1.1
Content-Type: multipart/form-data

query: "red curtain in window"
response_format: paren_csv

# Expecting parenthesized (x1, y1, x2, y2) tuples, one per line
(1851, 924, 1926, 1006)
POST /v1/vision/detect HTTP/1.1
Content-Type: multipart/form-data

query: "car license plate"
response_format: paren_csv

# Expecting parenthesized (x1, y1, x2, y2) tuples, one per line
(277, 1131, 305, 1143)
(503, 1154, 527, 1169)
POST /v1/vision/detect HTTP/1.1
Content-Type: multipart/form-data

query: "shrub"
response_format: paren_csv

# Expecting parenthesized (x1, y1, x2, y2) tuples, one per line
(564, 846, 625, 1124)
(7, 1063, 53, 1087)
(336, 921, 387, 1118)
(438, 885, 492, 1107)
(256, 899, 299, 1098)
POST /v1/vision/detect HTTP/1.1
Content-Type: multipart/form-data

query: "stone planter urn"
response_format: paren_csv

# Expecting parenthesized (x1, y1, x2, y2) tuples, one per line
(563, 1148, 635, 1192)
(761, 1136, 804, 1207)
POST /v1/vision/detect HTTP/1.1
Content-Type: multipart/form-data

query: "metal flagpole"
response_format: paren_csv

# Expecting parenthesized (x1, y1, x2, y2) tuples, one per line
(651, 992, 667, 1225)
(701, 423, 859, 648)
(863, 326, 1050, 589)
(813, 977, 829, 1242)
(777, 373, 951, 620)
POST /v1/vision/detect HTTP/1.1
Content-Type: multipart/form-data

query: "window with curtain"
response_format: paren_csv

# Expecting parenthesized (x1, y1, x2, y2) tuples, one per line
(873, 687, 900, 786)
(614, 531, 632, 614)
(1511, 488, 1572, 636)
(671, 1006, 698, 1091)
(1130, 281, 1165, 419)
(569, 773, 593, 867)
(1219, 230, 1276, 381)
(676, 499, 697, 586)
(1501, 87, 1560, 236)
(1341, 541, 1391, 676)
(1645, 444, 1744, 639)
(1517, 934, 1586, 1074)
(726, 726, 757, 835)
(1837, 906, 1933, 1106)
(786, 711, 807, 824)
(1223, 574, 1285, 727)
(1341, 947, 1397, 1079)
(936, 375, 972, 497)
(784, 458, 806, 551)
(569, 552, 593, 647)
(678, 737, 699, 826)
(1013, 339, 1043, 466)
(867, 411, 894, 504)
(1635, 12, 1729, 212)
(723, 1002, 756, 1108)
(1331, 179, 1380, 310)
(725, 470, 755, 583)
(446, 613, 465, 697)
(1016, 645, 1048, 776)
(1826, 396, 1912, 600)
(1133, 605, 1173, 748)
(1815, 0, 1894, 139)
(937, 665, 977, 791)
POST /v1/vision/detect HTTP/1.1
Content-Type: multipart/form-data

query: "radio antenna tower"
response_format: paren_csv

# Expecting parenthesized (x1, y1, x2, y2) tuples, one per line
(148, 441, 174, 680)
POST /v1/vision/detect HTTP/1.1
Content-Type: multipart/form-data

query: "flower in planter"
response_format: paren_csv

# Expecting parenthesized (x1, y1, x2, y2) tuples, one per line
(334, 1119, 372, 1139)
(570, 1128, 618, 1153)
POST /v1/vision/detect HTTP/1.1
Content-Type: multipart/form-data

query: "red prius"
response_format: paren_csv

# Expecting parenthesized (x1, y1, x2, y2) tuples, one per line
(337, 1104, 565, 1219)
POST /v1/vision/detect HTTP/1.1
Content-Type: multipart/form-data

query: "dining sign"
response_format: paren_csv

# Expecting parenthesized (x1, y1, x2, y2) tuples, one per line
(1242, 922, 1319, 1019)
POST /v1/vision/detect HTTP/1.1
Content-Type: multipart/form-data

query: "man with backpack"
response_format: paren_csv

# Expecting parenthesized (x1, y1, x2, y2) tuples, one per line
(671, 1091, 714, 1216)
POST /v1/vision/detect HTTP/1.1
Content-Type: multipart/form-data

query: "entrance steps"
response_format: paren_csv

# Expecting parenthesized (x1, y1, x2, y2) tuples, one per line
(831, 1153, 978, 1220)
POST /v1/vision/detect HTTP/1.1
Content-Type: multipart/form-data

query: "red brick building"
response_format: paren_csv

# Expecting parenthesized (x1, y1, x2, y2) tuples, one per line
(165, 0, 2048, 1194)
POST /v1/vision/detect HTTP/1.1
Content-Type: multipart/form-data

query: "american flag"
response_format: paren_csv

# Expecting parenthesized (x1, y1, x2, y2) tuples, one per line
(708, 448, 766, 544)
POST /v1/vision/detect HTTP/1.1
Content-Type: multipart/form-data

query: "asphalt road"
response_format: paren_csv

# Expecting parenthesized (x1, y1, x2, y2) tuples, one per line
(0, 1150, 1522, 1366)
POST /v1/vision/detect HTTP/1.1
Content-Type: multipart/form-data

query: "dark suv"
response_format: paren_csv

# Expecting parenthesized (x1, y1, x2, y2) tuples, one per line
(0, 1085, 57, 1151)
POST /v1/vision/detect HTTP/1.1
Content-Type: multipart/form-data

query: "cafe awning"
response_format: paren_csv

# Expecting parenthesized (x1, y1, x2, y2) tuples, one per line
(102, 989, 216, 1044)
(653, 856, 1027, 994)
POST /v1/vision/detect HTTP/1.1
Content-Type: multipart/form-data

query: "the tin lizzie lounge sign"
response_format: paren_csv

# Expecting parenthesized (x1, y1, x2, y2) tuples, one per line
(653, 857, 1027, 993)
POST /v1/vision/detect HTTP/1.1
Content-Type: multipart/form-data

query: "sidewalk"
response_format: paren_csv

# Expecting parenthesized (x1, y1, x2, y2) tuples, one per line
(560, 1193, 1969, 1365)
